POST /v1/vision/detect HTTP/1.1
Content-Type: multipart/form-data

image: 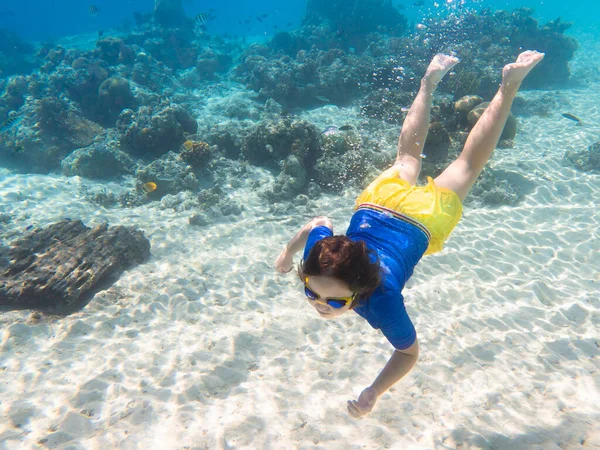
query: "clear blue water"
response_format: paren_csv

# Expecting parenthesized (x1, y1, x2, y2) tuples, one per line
(0, 0, 596, 43)
(0, 0, 599, 447)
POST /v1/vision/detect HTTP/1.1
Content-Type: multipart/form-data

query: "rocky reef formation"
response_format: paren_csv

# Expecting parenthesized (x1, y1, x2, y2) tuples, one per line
(0, 4, 580, 212)
(304, 0, 406, 49)
(563, 141, 600, 173)
(235, 7, 577, 108)
(120, 104, 198, 158)
(0, 220, 151, 315)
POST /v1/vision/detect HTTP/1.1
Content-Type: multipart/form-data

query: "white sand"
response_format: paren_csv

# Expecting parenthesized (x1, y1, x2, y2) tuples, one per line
(1, 38, 600, 450)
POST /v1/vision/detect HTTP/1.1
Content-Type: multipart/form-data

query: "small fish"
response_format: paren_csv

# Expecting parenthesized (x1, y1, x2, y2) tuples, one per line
(98, 29, 104, 37)
(26, 225, 33, 231)
(141, 182, 157, 194)
(182, 140, 194, 150)
(196, 13, 209, 25)
(322, 126, 339, 136)
(285, 22, 293, 27)
(2, 115, 19, 129)
(89, 5, 99, 16)
(420, 153, 426, 159)
(339, 125, 353, 131)
(412, 1, 424, 6)
(561, 113, 582, 125)
(256, 16, 263, 23)
(315, 95, 330, 103)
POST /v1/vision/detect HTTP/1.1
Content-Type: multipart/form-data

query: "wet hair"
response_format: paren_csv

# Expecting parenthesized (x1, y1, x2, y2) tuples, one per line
(298, 235, 381, 309)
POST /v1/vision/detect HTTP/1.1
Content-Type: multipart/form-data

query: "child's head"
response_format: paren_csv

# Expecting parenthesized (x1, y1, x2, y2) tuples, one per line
(298, 236, 381, 317)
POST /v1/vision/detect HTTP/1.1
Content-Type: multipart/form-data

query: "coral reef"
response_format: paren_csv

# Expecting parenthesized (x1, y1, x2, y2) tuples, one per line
(234, 47, 372, 107)
(563, 142, 600, 173)
(235, 7, 578, 109)
(97, 77, 137, 125)
(120, 105, 198, 158)
(61, 131, 136, 179)
(241, 119, 320, 168)
(189, 186, 245, 225)
(180, 140, 212, 169)
(96, 38, 135, 66)
(304, 0, 407, 47)
(136, 151, 199, 199)
(465, 168, 535, 207)
(0, 2, 580, 218)
(0, 96, 103, 172)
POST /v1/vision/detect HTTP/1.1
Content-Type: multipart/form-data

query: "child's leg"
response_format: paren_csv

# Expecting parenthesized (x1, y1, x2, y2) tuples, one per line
(392, 54, 459, 185)
(434, 51, 545, 201)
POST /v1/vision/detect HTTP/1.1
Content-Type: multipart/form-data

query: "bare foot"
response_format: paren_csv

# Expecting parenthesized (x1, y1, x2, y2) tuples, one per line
(502, 50, 545, 91)
(423, 53, 460, 89)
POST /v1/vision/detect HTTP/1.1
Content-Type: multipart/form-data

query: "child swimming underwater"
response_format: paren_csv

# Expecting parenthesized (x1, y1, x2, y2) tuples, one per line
(275, 51, 545, 418)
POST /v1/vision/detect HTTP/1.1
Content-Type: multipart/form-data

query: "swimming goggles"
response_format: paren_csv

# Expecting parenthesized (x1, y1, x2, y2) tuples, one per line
(303, 277, 356, 309)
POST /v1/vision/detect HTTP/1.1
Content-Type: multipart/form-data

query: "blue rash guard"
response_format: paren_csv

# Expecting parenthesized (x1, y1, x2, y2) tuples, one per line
(303, 208, 429, 350)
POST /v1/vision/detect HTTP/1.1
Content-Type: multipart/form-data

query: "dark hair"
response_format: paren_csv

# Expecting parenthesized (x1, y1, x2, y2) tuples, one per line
(298, 235, 381, 309)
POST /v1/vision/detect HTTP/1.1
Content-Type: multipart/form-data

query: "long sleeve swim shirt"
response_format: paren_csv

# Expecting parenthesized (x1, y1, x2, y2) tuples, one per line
(303, 207, 429, 350)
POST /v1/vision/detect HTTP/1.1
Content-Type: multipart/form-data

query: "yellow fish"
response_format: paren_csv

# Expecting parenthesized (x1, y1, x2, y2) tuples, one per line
(141, 182, 157, 194)
(182, 140, 194, 150)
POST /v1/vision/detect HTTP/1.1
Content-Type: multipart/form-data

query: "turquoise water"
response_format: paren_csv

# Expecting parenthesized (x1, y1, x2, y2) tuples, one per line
(0, 0, 599, 448)
(0, 0, 597, 42)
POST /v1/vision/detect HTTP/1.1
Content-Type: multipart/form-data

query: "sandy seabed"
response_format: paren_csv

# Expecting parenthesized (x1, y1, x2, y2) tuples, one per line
(1, 34, 599, 450)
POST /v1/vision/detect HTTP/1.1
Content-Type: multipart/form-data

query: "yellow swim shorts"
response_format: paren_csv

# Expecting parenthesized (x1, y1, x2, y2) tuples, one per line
(355, 166, 463, 255)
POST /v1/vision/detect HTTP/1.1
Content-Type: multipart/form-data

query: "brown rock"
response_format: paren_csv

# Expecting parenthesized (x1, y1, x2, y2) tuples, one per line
(454, 95, 483, 114)
(0, 220, 150, 315)
(467, 102, 518, 140)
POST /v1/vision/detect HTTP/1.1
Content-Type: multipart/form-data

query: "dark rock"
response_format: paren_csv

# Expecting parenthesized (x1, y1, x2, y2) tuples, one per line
(196, 49, 232, 80)
(180, 140, 212, 169)
(121, 105, 197, 158)
(241, 119, 320, 167)
(265, 155, 307, 201)
(0, 220, 151, 315)
(97, 77, 137, 125)
(61, 133, 136, 179)
(466, 168, 535, 207)
(96, 37, 134, 66)
(136, 151, 199, 198)
(189, 213, 210, 227)
(423, 121, 450, 161)
(563, 142, 600, 173)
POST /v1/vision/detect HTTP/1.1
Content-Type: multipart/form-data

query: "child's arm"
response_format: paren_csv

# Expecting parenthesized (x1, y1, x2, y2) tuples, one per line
(275, 217, 332, 273)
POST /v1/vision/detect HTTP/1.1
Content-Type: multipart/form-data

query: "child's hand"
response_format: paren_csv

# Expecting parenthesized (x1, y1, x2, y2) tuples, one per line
(275, 249, 294, 273)
(347, 386, 378, 418)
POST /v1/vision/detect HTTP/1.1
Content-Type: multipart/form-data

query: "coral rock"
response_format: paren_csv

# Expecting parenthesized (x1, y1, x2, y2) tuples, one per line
(0, 219, 150, 315)
(97, 77, 137, 125)
(180, 141, 211, 168)
(454, 95, 484, 114)
(467, 102, 517, 140)
(121, 105, 197, 157)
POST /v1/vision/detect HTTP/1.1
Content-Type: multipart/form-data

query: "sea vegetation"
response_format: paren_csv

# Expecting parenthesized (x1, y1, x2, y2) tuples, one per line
(0, 1, 581, 209)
